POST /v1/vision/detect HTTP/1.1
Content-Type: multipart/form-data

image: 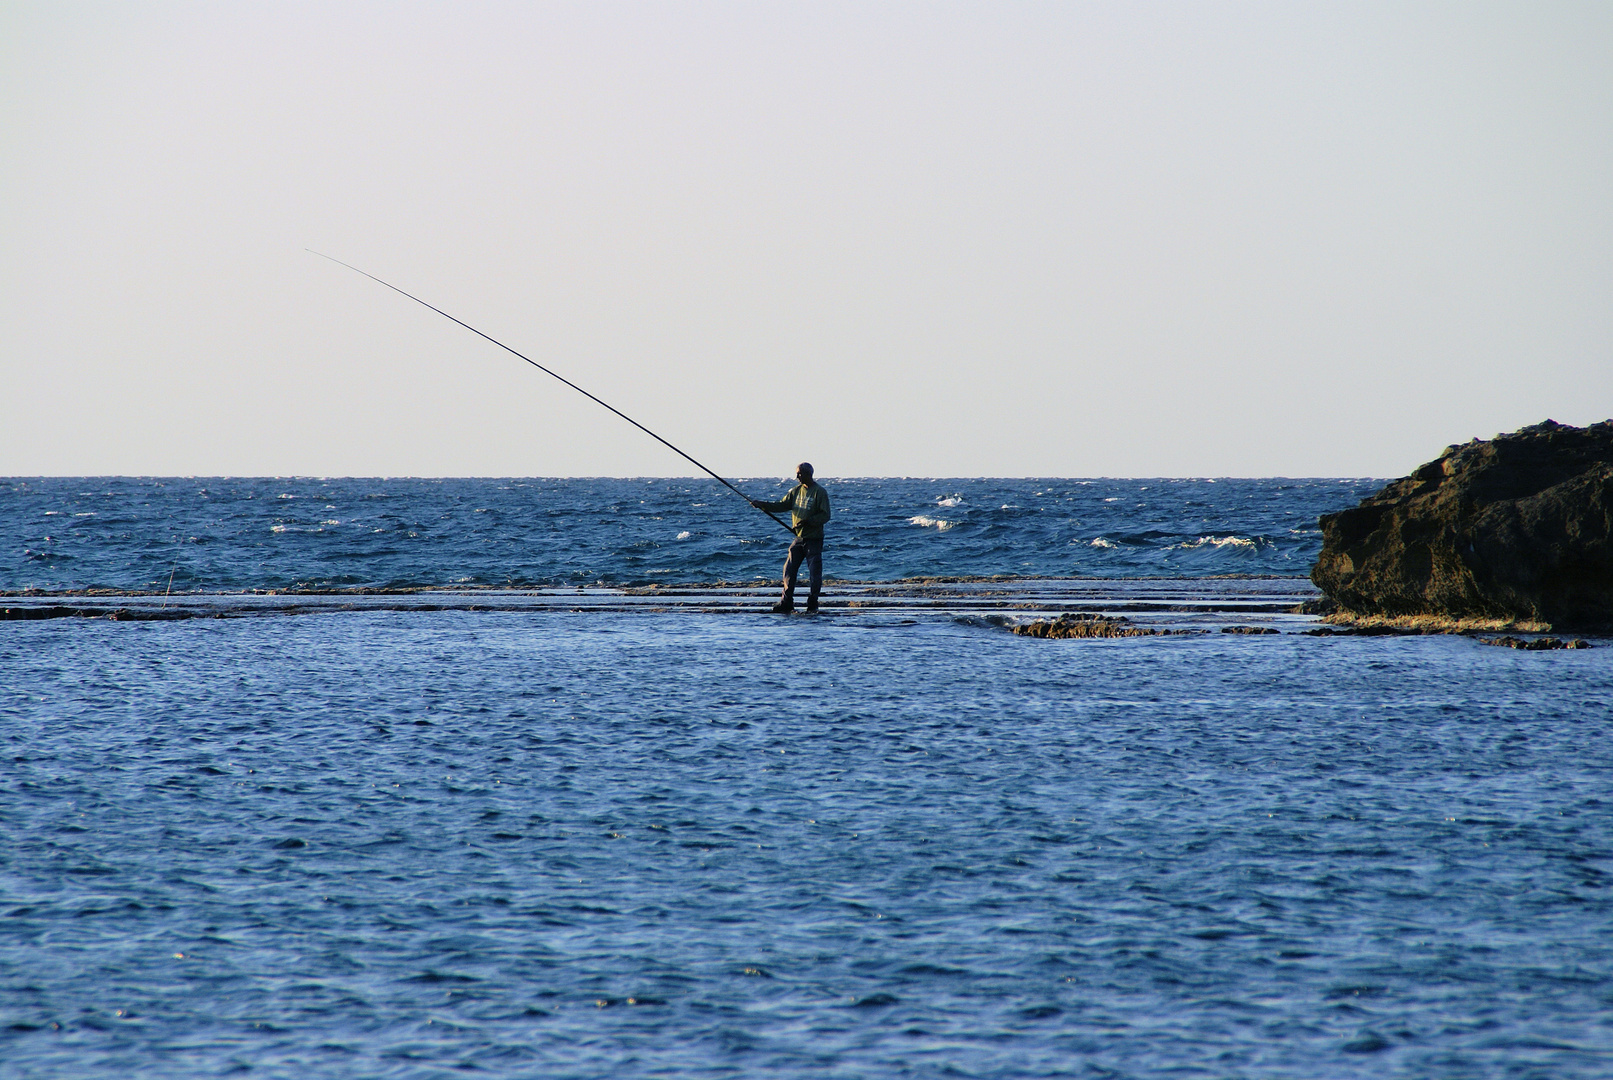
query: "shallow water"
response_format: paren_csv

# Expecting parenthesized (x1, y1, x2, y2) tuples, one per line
(3, 610, 1610, 1078)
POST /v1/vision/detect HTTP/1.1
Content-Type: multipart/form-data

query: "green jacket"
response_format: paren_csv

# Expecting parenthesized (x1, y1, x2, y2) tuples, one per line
(757, 482, 831, 539)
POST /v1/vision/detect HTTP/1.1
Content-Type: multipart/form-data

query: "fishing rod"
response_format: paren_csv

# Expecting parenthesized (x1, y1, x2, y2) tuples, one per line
(310, 251, 795, 536)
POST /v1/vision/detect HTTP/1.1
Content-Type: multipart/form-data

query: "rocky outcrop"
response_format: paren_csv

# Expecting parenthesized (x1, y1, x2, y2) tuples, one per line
(1312, 420, 1613, 629)
(1478, 636, 1592, 650)
(1012, 613, 1167, 638)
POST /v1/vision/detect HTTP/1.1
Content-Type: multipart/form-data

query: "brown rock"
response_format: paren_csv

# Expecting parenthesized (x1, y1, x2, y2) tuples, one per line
(1477, 636, 1593, 650)
(1011, 613, 1165, 639)
(1312, 420, 1613, 628)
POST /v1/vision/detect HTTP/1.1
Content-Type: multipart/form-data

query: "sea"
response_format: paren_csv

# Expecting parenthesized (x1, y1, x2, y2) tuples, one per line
(3, 477, 1611, 1079)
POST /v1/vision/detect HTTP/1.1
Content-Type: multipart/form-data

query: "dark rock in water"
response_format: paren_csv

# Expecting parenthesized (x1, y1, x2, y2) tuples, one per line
(1312, 420, 1613, 629)
(2, 606, 82, 620)
(1013, 613, 1168, 639)
(0, 604, 201, 622)
(1220, 625, 1279, 634)
(1478, 636, 1592, 650)
(1302, 625, 1417, 637)
(1291, 597, 1337, 616)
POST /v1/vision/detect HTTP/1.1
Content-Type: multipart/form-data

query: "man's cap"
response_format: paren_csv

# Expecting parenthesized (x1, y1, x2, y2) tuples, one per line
(797, 462, 814, 477)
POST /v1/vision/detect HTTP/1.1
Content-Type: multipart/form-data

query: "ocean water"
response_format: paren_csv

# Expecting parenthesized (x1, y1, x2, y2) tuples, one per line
(3, 479, 1612, 1079)
(1, 477, 1379, 592)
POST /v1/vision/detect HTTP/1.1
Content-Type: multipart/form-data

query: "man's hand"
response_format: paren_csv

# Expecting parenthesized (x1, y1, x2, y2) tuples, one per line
(749, 500, 763, 509)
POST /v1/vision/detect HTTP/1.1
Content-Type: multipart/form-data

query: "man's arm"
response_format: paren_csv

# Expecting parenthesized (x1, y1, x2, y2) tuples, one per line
(750, 485, 798, 514)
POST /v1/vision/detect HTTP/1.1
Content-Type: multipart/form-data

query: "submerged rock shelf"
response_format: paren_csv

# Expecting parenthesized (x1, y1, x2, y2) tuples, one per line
(2, 578, 1315, 627)
(2, 579, 1595, 646)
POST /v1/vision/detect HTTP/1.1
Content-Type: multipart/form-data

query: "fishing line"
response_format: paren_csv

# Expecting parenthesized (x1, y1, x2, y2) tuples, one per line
(309, 251, 795, 535)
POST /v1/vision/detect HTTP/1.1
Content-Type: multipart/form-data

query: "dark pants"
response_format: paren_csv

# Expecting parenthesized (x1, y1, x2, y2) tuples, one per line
(782, 536, 823, 602)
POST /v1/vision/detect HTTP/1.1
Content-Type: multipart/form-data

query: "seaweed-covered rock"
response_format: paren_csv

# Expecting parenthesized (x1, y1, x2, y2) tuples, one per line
(1478, 636, 1592, 650)
(1011, 613, 1166, 639)
(1311, 420, 1613, 628)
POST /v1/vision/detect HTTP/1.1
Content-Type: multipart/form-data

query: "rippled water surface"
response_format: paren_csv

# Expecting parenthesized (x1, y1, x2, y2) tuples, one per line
(4, 611, 1611, 1078)
(2, 477, 1382, 590)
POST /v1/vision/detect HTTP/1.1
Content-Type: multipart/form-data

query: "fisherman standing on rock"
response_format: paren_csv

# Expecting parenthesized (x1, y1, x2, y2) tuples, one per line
(751, 463, 831, 614)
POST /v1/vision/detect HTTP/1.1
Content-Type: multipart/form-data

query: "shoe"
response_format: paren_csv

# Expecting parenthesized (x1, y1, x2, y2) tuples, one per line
(804, 600, 819, 614)
(770, 600, 794, 613)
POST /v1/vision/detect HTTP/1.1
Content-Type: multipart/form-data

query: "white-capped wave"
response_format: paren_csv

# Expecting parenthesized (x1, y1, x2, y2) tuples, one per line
(1174, 535, 1263, 551)
(909, 516, 956, 531)
(1089, 537, 1118, 549)
(676, 530, 692, 540)
(936, 496, 963, 507)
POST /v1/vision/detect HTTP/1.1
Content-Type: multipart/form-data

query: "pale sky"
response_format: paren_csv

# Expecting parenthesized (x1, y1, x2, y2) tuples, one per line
(2, 2, 1609, 478)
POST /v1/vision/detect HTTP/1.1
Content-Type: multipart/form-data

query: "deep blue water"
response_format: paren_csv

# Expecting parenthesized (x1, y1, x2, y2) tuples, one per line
(3, 478, 1612, 1078)
(2, 477, 1379, 591)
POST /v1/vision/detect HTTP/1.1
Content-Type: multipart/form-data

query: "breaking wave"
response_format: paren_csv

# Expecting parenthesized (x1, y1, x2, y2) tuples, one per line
(1172, 535, 1267, 552)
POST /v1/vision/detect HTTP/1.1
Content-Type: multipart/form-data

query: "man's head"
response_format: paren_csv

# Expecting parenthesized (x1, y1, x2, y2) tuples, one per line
(796, 462, 814, 484)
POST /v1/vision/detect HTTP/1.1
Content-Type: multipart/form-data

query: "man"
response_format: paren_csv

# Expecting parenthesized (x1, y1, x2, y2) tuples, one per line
(750, 462, 832, 613)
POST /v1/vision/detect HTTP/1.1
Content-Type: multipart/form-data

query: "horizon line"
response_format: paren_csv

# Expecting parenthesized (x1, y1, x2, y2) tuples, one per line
(1, 473, 1391, 482)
